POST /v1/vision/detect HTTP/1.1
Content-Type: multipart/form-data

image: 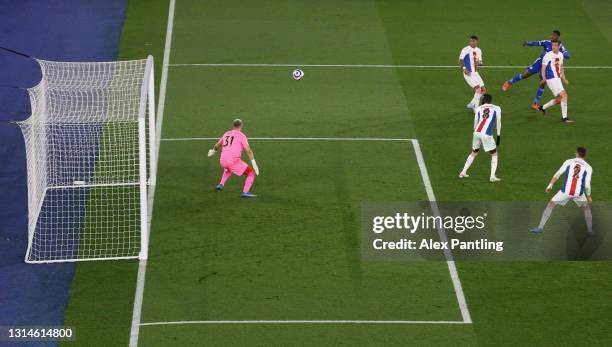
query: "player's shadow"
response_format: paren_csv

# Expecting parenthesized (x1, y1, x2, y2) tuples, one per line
(564, 213, 605, 260)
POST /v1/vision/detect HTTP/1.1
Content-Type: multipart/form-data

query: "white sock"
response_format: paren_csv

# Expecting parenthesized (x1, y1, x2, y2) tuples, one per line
(543, 99, 556, 110)
(470, 91, 482, 106)
(538, 206, 554, 229)
(490, 154, 498, 178)
(584, 208, 593, 233)
(561, 101, 568, 119)
(461, 155, 475, 174)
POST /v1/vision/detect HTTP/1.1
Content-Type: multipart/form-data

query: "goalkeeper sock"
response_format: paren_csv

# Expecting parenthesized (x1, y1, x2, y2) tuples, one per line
(584, 208, 593, 233)
(533, 86, 545, 104)
(220, 169, 231, 185)
(243, 170, 255, 193)
(461, 154, 475, 174)
(490, 154, 498, 178)
(542, 99, 557, 110)
(561, 101, 568, 119)
(509, 73, 522, 84)
(538, 206, 554, 229)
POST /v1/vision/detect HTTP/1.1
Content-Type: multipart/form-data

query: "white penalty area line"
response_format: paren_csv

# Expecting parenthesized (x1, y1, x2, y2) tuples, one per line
(161, 137, 413, 142)
(169, 63, 612, 69)
(410, 139, 472, 324)
(140, 320, 469, 326)
(138, 137, 472, 327)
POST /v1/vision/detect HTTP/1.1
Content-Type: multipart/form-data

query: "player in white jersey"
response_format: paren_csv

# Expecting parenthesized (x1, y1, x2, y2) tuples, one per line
(458, 94, 501, 182)
(531, 147, 593, 234)
(459, 35, 486, 110)
(537, 41, 573, 123)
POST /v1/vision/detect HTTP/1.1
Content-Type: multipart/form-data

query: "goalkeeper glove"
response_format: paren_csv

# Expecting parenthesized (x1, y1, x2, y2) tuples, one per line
(207, 149, 217, 157)
(496, 136, 501, 146)
(251, 159, 259, 175)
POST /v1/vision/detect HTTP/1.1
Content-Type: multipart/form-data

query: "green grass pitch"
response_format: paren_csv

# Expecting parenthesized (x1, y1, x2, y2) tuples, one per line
(62, 0, 612, 345)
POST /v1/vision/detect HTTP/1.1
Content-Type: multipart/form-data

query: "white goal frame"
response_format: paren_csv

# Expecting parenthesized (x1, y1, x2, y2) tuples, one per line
(18, 55, 156, 264)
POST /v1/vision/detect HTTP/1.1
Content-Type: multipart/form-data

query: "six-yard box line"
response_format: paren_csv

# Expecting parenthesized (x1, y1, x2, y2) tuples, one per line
(137, 136, 472, 328)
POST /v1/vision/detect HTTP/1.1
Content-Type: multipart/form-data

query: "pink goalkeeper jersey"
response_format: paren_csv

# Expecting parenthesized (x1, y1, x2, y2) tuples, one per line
(218, 130, 250, 162)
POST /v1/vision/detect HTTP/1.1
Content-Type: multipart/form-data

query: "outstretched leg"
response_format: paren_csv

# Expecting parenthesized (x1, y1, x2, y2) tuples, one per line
(503, 69, 532, 90)
(459, 150, 478, 178)
(532, 86, 545, 107)
(242, 167, 256, 194)
(540, 96, 560, 114)
(217, 168, 232, 190)
(220, 169, 231, 185)
(532, 201, 557, 233)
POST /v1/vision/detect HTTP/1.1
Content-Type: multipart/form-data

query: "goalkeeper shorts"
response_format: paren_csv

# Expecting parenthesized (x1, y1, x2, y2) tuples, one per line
(221, 158, 249, 176)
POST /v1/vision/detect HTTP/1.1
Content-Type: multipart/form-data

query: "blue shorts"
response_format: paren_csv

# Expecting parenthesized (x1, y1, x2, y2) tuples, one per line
(527, 58, 543, 79)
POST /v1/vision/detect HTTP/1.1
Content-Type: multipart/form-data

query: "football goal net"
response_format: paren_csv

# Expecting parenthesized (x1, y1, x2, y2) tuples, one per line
(16, 56, 156, 263)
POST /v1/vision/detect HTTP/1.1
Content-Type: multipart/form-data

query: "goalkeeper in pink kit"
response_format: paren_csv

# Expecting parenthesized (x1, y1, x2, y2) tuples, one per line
(207, 119, 259, 197)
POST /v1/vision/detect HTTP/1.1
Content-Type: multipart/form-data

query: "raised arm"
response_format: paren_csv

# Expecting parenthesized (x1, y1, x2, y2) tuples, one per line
(523, 40, 544, 47)
(560, 44, 570, 59)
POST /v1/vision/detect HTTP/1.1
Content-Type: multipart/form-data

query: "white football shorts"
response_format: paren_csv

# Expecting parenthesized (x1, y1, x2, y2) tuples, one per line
(463, 71, 484, 89)
(546, 78, 565, 97)
(472, 132, 496, 152)
(551, 191, 588, 207)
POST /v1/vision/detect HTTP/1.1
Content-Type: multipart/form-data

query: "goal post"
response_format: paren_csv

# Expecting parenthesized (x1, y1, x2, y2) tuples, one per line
(17, 55, 156, 263)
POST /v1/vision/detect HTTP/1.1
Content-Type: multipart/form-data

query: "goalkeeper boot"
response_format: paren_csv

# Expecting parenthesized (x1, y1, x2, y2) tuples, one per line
(216, 184, 224, 191)
(241, 192, 257, 198)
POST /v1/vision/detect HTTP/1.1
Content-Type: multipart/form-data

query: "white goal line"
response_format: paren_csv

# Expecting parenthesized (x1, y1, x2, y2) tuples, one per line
(168, 63, 612, 69)
(140, 320, 469, 326)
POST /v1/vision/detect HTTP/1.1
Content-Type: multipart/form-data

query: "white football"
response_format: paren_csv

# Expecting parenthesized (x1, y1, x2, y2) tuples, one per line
(292, 69, 304, 80)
